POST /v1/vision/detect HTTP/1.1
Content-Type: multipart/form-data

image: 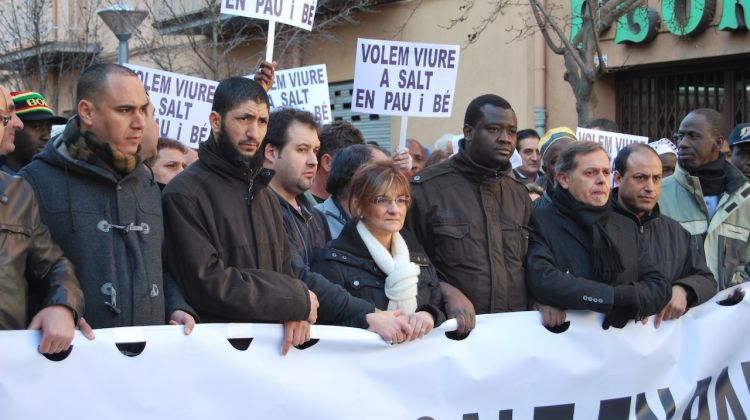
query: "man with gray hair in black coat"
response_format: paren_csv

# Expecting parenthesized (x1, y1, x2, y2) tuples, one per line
(526, 141, 671, 329)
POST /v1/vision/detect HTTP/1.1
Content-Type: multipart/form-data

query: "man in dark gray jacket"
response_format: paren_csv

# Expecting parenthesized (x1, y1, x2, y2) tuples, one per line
(612, 143, 716, 327)
(20, 64, 195, 333)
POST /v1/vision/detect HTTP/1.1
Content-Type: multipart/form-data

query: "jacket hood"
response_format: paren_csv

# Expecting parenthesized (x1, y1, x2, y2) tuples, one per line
(451, 139, 513, 182)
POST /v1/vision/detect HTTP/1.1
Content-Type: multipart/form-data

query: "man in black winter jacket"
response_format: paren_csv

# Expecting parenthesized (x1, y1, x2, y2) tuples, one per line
(612, 143, 716, 327)
(526, 141, 671, 329)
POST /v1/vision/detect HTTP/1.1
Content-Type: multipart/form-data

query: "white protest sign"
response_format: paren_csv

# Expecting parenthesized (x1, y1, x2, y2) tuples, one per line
(265, 64, 332, 124)
(576, 127, 648, 161)
(221, 0, 318, 31)
(352, 38, 460, 118)
(1, 285, 749, 419)
(126, 64, 218, 147)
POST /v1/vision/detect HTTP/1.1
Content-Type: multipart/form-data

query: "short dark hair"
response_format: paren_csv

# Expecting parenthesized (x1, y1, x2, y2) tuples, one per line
(555, 141, 608, 176)
(317, 120, 365, 161)
(689, 108, 726, 138)
(585, 118, 619, 133)
(613, 143, 659, 176)
(212, 77, 269, 118)
(464, 94, 512, 127)
(326, 144, 373, 198)
(77, 63, 138, 104)
(516, 129, 540, 151)
(263, 108, 318, 154)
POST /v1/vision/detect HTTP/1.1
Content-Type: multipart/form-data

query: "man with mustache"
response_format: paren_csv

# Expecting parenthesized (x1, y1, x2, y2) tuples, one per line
(525, 142, 671, 328)
(612, 143, 715, 328)
(0, 92, 67, 174)
(660, 109, 750, 291)
(406, 94, 532, 336)
(162, 78, 319, 355)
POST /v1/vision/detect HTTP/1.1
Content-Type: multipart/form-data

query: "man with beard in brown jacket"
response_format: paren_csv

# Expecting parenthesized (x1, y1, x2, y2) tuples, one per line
(406, 94, 532, 336)
(162, 77, 318, 355)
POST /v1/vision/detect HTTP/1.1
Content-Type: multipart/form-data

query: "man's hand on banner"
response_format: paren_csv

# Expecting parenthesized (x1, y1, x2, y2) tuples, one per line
(169, 310, 196, 335)
(282, 320, 311, 355)
(27, 305, 76, 355)
(653, 285, 688, 328)
(254, 60, 277, 92)
(534, 303, 567, 327)
(308, 290, 319, 324)
(77, 317, 96, 340)
(440, 282, 476, 337)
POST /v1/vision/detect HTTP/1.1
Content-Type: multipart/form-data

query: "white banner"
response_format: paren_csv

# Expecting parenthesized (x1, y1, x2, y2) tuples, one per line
(576, 127, 649, 161)
(221, 0, 317, 31)
(352, 38, 460, 117)
(127, 64, 218, 147)
(266, 64, 332, 124)
(1, 286, 749, 419)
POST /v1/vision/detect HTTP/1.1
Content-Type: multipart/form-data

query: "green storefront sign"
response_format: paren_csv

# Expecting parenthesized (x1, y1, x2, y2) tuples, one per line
(569, 0, 749, 45)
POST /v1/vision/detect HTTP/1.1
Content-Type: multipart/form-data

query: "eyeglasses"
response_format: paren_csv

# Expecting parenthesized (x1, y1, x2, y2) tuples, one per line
(0, 114, 10, 127)
(371, 195, 411, 208)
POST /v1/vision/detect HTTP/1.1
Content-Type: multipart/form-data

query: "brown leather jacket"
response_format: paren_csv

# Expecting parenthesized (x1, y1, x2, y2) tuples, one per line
(406, 147, 532, 314)
(0, 172, 83, 329)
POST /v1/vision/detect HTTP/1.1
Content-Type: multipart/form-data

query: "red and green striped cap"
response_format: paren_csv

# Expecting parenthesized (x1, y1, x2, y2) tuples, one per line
(10, 91, 68, 124)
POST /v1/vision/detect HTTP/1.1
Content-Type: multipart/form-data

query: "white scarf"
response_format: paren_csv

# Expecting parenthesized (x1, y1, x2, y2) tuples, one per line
(356, 220, 420, 315)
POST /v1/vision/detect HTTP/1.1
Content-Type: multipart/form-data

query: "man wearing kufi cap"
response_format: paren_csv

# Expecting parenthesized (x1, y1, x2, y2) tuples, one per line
(729, 123, 750, 180)
(533, 126, 577, 209)
(648, 138, 678, 178)
(2, 91, 67, 174)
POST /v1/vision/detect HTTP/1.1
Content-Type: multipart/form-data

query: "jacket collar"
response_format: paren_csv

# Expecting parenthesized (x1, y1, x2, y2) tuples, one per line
(272, 189, 314, 223)
(673, 159, 750, 198)
(332, 219, 430, 267)
(451, 139, 512, 183)
(198, 133, 275, 191)
(333, 219, 376, 260)
(610, 188, 661, 227)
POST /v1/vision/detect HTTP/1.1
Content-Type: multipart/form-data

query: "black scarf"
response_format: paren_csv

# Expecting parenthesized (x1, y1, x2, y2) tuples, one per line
(553, 185, 624, 284)
(685, 157, 726, 196)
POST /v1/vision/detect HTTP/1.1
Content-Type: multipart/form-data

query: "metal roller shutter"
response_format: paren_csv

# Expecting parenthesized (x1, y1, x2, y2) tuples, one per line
(329, 81, 392, 151)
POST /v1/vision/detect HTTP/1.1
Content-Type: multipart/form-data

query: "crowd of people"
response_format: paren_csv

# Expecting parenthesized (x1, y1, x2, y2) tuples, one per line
(1, 61, 749, 357)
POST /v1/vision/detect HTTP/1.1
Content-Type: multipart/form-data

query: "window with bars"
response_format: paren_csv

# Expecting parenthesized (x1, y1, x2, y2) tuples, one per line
(616, 58, 750, 140)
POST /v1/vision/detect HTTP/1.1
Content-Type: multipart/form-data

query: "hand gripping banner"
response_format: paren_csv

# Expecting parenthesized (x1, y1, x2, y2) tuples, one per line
(0, 286, 748, 419)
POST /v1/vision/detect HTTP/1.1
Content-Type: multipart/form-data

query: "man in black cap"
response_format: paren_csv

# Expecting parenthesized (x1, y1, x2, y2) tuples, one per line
(2, 91, 67, 174)
(729, 123, 750, 180)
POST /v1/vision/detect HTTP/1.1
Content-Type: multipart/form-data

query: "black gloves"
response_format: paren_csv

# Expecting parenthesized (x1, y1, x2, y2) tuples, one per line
(602, 285, 639, 330)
